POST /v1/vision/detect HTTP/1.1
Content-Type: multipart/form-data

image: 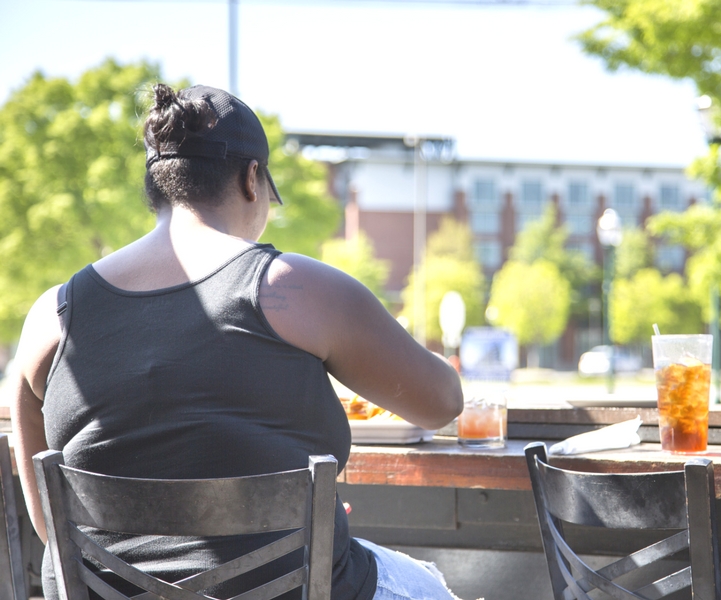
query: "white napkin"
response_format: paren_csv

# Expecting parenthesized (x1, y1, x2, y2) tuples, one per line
(548, 416, 642, 455)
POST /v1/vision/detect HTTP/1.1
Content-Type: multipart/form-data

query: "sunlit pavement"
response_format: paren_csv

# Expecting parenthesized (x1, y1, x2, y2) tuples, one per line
(508, 369, 658, 406)
(462, 368, 661, 408)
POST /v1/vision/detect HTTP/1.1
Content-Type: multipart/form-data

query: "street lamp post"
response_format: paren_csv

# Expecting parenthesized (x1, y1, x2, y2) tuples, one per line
(697, 95, 721, 403)
(597, 208, 623, 394)
(440, 291, 466, 359)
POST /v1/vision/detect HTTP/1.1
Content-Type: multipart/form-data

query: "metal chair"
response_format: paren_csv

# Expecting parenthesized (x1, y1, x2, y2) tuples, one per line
(0, 433, 27, 600)
(34, 450, 337, 600)
(525, 442, 721, 600)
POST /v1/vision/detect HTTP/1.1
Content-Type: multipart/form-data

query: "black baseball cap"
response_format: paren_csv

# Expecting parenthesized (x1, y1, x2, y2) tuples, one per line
(145, 85, 283, 205)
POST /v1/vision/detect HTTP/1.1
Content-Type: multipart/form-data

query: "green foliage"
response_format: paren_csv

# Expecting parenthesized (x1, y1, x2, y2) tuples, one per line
(399, 218, 485, 343)
(486, 260, 571, 347)
(320, 233, 390, 304)
(614, 227, 655, 279)
(688, 145, 721, 203)
(611, 268, 704, 343)
(578, 0, 721, 190)
(577, 0, 721, 101)
(0, 60, 341, 343)
(0, 59, 160, 342)
(577, 2, 718, 338)
(648, 204, 721, 249)
(510, 204, 597, 315)
(648, 205, 721, 321)
(259, 115, 340, 258)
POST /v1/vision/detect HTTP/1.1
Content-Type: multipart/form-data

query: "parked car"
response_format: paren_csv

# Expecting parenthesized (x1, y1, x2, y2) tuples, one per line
(578, 346, 643, 376)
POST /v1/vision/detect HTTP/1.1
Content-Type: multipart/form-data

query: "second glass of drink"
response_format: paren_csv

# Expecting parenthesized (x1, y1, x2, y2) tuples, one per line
(652, 334, 712, 454)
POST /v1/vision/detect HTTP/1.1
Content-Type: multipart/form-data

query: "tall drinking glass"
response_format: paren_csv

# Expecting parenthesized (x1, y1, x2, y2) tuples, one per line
(652, 334, 712, 453)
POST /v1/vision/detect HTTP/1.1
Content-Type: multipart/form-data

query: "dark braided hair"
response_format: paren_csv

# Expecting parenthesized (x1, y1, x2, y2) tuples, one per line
(143, 83, 257, 211)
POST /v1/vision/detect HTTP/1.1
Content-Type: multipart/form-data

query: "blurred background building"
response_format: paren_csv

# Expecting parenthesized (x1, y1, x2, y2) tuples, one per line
(287, 131, 708, 368)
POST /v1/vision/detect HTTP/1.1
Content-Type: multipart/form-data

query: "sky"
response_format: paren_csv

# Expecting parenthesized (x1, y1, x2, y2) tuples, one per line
(0, 0, 709, 167)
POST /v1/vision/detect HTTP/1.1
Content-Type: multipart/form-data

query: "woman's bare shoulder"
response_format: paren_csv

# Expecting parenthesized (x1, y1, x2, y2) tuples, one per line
(261, 253, 367, 359)
(14, 285, 63, 400)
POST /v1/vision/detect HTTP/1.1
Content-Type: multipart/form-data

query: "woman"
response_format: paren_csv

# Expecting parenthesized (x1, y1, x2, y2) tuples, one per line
(10, 83, 463, 600)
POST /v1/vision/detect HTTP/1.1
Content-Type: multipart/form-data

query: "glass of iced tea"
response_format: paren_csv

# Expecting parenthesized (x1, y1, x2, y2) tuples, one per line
(652, 334, 712, 454)
(457, 389, 507, 448)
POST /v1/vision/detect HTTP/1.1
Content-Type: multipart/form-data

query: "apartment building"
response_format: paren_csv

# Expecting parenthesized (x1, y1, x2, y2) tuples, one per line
(287, 132, 708, 366)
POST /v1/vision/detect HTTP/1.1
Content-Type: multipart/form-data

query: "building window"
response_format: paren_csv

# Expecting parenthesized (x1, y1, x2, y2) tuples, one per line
(470, 210, 500, 234)
(565, 214, 593, 235)
(613, 183, 635, 211)
(612, 183, 638, 225)
(471, 179, 498, 208)
(474, 241, 502, 269)
(659, 185, 683, 211)
(520, 181, 543, 207)
(657, 244, 685, 271)
(567, 181, 590, 211)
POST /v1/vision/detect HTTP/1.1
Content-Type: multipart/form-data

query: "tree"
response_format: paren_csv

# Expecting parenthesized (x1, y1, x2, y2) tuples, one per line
(614, 227, 655, 280)
(320, 233, 390, 304)
(399, 218, 485, 343)
(0, 59, 159, 342)
(486, 260, 571, 367)
(258, 114, 340, 257)
(611, 268, 704, 344)
(577, 5, 721, 339)
(510, 204, 597, 316)
(577, 1, 721, 186)
(648, 205, 721, 321)
(577, 1, 721, 102)
(0, 59, 340, 342)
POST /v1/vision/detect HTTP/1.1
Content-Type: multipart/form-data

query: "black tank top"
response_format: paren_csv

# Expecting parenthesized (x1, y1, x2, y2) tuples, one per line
(42, 243, 377, 600)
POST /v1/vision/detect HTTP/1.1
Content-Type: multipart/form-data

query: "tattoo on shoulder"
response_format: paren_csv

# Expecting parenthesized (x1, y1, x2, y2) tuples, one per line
(259, 289, 291, 311)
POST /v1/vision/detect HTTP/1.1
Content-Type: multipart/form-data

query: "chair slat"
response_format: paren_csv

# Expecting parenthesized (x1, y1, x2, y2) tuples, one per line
(0, 434, 28, 600)
(130, 529, 308, 600)
(593, 531, 688, 583)
(570, 531, 690, 595)
(70, 525, 204, 600)
(634, 567, 692, 600)
(551, 530, 643, 600)
(77, 562, 135, 600)
(228, 567, 308, 600)
(166, 528, 308, 593)
(59, 466, 312, 536)
(537, 459, 687, 529)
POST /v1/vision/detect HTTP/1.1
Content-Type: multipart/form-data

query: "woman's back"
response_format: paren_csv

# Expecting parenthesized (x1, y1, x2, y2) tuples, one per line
(43, 243, 377, 599)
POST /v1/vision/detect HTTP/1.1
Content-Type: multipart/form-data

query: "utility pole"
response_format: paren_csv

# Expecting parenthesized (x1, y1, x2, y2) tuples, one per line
(228, 0, 239, 97)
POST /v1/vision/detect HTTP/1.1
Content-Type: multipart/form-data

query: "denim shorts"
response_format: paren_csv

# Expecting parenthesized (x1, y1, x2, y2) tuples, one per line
(356, 538, 461, 600)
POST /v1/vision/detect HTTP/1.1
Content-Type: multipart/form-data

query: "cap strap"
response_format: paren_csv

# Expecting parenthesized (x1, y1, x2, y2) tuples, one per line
(146, 138, 228, 166)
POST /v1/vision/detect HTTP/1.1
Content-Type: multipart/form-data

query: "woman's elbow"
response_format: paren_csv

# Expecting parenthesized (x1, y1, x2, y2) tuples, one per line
(420, 372, 464, 430)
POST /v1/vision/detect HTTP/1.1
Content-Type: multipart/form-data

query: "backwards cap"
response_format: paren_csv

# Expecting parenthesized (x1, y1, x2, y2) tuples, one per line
(145, 85, 283, 205)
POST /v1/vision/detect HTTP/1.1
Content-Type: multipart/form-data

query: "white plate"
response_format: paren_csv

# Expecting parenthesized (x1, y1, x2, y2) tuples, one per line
(567, 398, 657, 408)
(349, 419, 436, 444)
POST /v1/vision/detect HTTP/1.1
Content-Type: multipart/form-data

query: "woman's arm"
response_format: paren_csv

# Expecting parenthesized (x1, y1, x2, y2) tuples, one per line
(260, 255, 463, 430)
(9, 285, 62, 543)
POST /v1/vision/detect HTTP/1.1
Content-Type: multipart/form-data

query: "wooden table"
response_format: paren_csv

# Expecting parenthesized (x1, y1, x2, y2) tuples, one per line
(336, 403, 721, 555)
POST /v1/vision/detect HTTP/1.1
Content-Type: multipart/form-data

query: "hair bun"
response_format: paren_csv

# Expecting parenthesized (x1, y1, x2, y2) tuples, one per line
(153, 83, 178, 110)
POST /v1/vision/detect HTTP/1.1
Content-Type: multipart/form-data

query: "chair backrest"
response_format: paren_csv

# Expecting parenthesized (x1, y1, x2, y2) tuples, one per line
(0, 433, 27, 600)
(34, 451, 337, 600)
(525, 442, 721, 600)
